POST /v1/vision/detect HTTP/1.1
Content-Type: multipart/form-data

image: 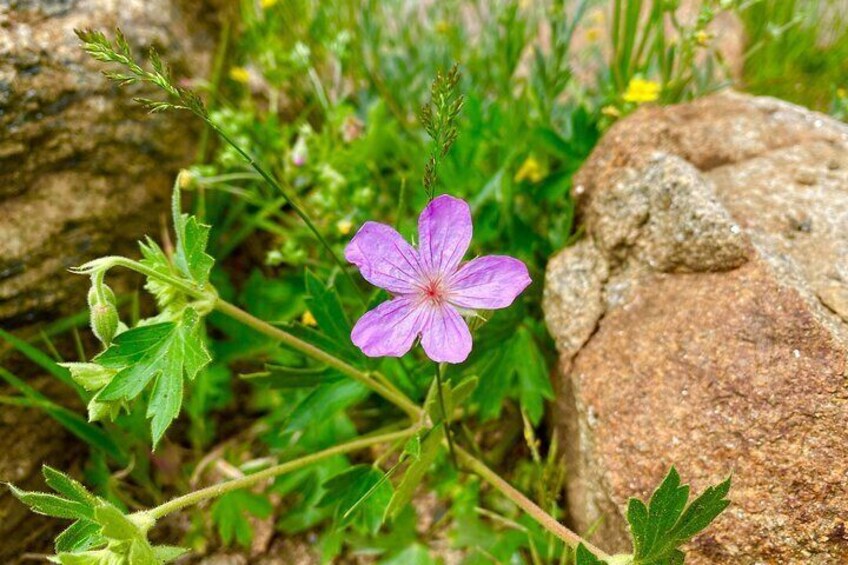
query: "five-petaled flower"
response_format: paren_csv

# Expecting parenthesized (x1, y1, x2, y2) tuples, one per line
(345, 195, 531, 364)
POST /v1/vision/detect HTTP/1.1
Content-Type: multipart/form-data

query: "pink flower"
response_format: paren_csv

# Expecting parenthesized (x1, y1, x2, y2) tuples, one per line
(345, 195, 531, 364)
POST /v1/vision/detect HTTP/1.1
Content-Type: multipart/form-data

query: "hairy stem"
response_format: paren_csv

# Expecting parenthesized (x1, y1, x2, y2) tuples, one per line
(147, 426, 416, 519)
(214, 299, 423, 421)
(456, 446, 610, 560)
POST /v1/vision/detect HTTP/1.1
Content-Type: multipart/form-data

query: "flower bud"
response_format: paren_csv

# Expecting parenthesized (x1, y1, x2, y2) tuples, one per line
(88, 285, 119, 346)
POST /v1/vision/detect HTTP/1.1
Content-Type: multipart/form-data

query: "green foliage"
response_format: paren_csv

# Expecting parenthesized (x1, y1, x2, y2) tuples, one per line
(627, 468, 731, 564)
(384, 425, 443, 520)
(91, 308, 211, 447)
(211, 490, 274, 548)
(59, 182, 215, 448)
(576, 543, 608, 565)
(465, 311, 553, 425)
(605, 0, 734, 106)
(740, 0, 848, 113)
(8, 466, 185, 563)
(320, 464, 394, 534)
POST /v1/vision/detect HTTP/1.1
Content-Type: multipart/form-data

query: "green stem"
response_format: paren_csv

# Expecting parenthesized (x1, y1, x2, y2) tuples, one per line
(434, 363, 458, 468)
(75, 258, 419, 420)
(73, 257, 207, 301)
(214, 299, 422, 421)
(147, 426, 416, 519)
(455, 446, 610, 561)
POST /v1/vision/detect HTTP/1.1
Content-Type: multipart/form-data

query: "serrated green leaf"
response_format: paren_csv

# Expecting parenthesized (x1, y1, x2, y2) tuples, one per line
(385, 426, 443, 520)
(43, 467, 98, 507)
(94, 307, 210, 447)
(61, 363, 117, 393)
(575, 543, 607, 565)
(139, 237, 187, 316)
(628, 467, 731, 564)
(8, 485, 92, 520)
(173, 185, 214, 287)
(211, 490, 273, 548)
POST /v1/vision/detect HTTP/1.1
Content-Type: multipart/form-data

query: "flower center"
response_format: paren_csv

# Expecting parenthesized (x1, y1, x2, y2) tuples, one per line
(420, 277, 448, 305)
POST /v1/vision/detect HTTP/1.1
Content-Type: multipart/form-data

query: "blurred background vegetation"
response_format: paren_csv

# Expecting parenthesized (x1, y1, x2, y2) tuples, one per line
(4, 0, 847, 562)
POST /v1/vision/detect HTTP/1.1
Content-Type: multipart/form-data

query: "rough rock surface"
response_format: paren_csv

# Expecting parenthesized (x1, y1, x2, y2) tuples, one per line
(0, 1, 218, 559)
(544, 91, 848, 563)
(0, 0, 217, 326)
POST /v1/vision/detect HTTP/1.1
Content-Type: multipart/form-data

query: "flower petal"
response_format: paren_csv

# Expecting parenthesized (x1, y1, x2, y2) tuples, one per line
(351, 297, 426, 358)
(345, 222, 423, 293)
(418, 195, 472, 276)
(420, 304, 472, 364)
(448, 255, 532, 309)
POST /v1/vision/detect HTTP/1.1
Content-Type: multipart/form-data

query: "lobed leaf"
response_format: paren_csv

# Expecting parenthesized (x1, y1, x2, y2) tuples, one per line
(94, 308, 210, 447)
(627, 467, 731, 564)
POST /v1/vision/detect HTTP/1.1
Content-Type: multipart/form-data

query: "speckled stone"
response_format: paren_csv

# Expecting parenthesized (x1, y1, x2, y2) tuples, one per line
(544, 91, 848, 564)
(0, 0, 219, 325)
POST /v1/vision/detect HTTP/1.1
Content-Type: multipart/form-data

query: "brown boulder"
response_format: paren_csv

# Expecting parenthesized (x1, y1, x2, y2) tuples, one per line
(0, 0, 218, 326)
(544, 91, 848, 563)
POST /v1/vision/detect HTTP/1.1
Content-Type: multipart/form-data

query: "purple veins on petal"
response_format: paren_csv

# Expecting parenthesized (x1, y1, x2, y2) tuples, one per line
(418, 195, 472, 276)
(350, 297, 427, 358)
(448, 255, 532, 309)
(344, 221, 423, 294)
(420, 303, 473, 364)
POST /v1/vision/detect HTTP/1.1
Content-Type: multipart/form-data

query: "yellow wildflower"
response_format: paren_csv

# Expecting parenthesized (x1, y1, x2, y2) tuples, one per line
(837, 88, 847, 99)
(622, 77, 660, 104)
(586, 27, 602, 43)
(228, 66, 250, 84)
(301, 310, 317, 326)
(336, 218, 354, 236)
(601, 105, 621, 118)
(514, 156, 544, 184)
(695, 30, 711, 46)
(260, 0, 278, 8)
(435, 20, 450, 34)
